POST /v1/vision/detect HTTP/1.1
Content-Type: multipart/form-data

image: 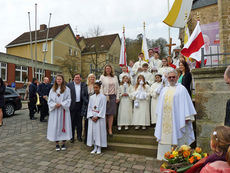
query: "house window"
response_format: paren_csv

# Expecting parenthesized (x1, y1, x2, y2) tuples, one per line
(51, 71, 57, 84)
(42, 43, 48, 52)
(15, 65, 28, 83)
(0, 62, 7, 81)
(74, 50, 77, 56)
(35, 69, 45, 82)
(69, 48, 73, 56)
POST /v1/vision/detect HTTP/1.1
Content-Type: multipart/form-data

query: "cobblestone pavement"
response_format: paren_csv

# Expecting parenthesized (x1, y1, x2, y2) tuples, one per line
(0, 106, 161, 173)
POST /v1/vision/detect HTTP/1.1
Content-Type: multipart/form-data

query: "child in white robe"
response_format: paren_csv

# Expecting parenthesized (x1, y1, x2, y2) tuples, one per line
(87, 81, 107, 154)
(150, 74, 162, 124)
(131, 74, 150, 130)
(119, 66, 130, 83)
(140, 63, 155, 86)
(117, 75, 133, 130)
(47, 74, 72, 151)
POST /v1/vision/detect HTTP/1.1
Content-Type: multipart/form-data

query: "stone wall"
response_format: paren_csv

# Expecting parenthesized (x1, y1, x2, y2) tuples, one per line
(192, 67, 230, 151)
(218, 0, 230, 63)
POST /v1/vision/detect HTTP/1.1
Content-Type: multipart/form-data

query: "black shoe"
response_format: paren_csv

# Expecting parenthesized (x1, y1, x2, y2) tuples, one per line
(30, 117, 37, 120)
(70, 138, 75, 143)
(56, 145, 61, 151)
(61, 144, 66, 151)
(0, 122, 3, 127)
(77, 137, 82, 142)
(40, 119, 47, 122)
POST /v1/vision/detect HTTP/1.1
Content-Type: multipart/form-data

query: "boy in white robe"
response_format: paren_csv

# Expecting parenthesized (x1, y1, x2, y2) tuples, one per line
(150, 74, 162, 124)
(47, 74, 72, 151)
(119, 66, 130, 83)
(87, 81, 107, 154)
(140, 63, 155, 86)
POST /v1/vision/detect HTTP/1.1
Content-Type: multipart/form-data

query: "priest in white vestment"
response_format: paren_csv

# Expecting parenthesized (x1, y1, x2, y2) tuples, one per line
(47, 74, 72, 151)
(87, 81, 107, 154)
(154, 69, 196, 160)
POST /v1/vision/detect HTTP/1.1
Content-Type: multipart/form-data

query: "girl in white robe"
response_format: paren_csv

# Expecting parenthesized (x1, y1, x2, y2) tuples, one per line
(47, 74, 72, 151)
(131, 75, 150, 129)
(150, 74, 162, 124)
(87, 81, 107, 154)
(117, 75, 133, 130)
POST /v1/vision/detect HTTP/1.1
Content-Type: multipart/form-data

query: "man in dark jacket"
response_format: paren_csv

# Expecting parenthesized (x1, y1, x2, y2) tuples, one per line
(29, 78, 38, 120)
(224, 66, 230, 126)
(67, 74, 88, 143)
(37, 77, 52, 122)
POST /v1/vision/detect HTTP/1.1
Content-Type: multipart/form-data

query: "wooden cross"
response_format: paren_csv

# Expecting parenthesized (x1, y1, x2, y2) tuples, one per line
(166, 38, 176, 56)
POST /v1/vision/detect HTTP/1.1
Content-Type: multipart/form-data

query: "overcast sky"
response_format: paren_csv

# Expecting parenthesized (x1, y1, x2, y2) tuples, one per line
(0, 0, 180, 53)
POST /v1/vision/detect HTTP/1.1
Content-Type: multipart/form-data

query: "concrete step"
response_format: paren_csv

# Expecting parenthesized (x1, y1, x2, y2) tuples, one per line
(108, 134, 158, 145)
(112, 126, 155, 136)
(107, 142, 157, 157)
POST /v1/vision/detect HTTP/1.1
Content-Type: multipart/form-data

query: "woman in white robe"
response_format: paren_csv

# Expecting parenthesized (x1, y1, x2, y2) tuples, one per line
(150, 74, 162, 124)
(87, 81, 107, 154)
(131, 74, 150, 129)
(117, 75, 133, 130)
(47, 74, 72, 151)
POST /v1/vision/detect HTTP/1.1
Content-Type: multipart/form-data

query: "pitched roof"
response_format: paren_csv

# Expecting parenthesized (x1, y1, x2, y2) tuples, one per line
(192, 0, 217, 10)
(6, 24, 69, 47)
(82, 34, 119, 54)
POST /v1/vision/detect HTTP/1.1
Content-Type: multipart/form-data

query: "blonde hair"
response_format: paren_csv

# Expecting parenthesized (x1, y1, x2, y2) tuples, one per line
(211, 126, 230, 166)
(135, 75, 146, 90)
(52, 74, 66, 94)
(87, 73, 96, 85)
(103, 64, 114, 77)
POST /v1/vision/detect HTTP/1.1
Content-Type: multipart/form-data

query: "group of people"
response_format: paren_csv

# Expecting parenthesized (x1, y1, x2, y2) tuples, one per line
(21, 49, 230, 172)
(34, 48, 195, 156)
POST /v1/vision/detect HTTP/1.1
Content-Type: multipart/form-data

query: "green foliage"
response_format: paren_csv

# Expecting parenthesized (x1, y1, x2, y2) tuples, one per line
(126, 35, 168, 63)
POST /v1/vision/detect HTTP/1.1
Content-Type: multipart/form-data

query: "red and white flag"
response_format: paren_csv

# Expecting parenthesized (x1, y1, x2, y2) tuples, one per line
(181, 21, 204, 61)
(119, 28, 127, 67)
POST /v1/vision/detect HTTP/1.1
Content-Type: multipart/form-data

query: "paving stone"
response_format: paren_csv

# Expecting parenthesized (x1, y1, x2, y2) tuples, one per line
(0, 108, 162, 172)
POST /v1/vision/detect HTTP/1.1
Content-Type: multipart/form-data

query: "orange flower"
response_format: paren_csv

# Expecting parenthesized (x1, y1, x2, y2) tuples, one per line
(196, 156, 201, 160)
(183, 150, 190, 158)
(164, 151, 171, 159)
(169, 154, 174, 159)
(189, 156, 195, 164)
(195, 147, 202, 153)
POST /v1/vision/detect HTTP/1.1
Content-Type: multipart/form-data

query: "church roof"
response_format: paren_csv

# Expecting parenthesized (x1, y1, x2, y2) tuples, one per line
(6, 24, 71, 47)
(192, 0, 217, 10)
(82, 34, 119, 54)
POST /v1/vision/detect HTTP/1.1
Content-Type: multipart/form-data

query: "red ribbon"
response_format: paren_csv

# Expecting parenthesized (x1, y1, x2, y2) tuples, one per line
(62, 109, 66, 133)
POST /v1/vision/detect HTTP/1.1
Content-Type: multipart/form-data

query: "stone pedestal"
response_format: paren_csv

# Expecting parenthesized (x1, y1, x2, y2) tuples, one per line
(192, 67, 230, 152)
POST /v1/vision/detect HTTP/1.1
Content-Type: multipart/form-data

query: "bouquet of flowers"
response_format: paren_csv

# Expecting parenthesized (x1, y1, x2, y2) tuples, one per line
(160, 145, 208, 173)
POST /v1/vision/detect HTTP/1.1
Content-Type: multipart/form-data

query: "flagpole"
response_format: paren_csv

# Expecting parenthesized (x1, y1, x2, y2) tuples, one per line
(168, 0, 171, 43)
(28, 12, 34, 78)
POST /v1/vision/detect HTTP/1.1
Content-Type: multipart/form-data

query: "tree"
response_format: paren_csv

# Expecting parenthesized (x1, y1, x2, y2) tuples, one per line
(87, 25, 103, 37)
(151, 37, 168, 58)
(56, 54, 80, 79)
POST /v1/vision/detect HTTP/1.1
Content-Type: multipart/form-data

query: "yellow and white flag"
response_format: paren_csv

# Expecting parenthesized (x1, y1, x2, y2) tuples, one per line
(163, 0, 193, 28)
(142, 28, 149, 62)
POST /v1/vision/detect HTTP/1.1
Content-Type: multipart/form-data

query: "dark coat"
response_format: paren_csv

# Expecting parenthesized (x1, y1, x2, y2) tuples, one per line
(37, 83, 52, 97)
(0, 85, 5, 108)
(182, 72, 192, 96)
(29, 82, 37, 102)
(67, 82, 89, 117)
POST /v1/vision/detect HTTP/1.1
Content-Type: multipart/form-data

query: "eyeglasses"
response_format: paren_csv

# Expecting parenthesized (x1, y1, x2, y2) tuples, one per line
(168, 76, 176, 79)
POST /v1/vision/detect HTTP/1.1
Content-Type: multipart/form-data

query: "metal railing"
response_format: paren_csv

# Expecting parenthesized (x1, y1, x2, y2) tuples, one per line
(201, 46, 230, 67)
